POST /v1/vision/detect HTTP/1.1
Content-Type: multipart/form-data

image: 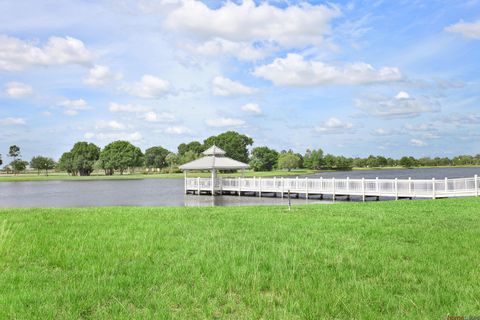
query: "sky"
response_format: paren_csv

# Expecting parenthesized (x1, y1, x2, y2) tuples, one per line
(1, 0, 480, 161)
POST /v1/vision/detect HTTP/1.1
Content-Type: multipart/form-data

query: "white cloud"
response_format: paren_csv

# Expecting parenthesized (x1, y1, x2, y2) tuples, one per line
(58, 98, 88, 116)
(206, 117, 245, 127)
(165, 126, 191, 134)
(109, 102, 148, 113)
(187, 39, 272, 61)
(315, 117, 354, 134)
(355, 92, 440, 118)
(123, 75, 171, 98)
(395, 91, 410, 100)
(253, 54, 402, 86)
(95, 120, 126, 130)
(0, 117, 26, 125)
(164, 0, 340, 47)
(84, 131, 142, 142)
(212, 76, 257, 96)
(0, 34, 94, 71)
(241, 103, 262, 114)
(372, 128, 398, 136)
(445, 20, 480, 39)
(410, 139, 427, 147)
(143, 111, 175, 123)
(84, 65, 121, 86)
(4, 82, 33, 98)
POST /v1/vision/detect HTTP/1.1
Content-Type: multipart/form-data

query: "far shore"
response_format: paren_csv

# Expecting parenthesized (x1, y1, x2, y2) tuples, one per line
(1, 165, 480, 182)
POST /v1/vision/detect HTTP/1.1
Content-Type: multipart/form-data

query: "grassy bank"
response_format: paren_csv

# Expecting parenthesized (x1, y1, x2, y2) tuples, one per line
(1, 198, 479, 318)
(0, 169, 316, 183)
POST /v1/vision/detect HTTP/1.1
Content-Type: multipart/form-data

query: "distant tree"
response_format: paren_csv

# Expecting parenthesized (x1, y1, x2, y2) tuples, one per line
(249, 146, 278, 171)
(7, 145, 22, 174)
(323, 154, 337, 170)
(8, 145, 20, 161)
(99, 141, 144, 175)
(179, 150, 199, 165)
(178, 141, 203, 157)
(334, 156, 353, 170)
(277, 151, 301, 171)
(145, 146, 170, 169)
(30, 156, 56, 175)
(0, 154, 2, 167)
(58, 152, 76, 175)
(165, 153, 179, 173)
(203, 131, 253, 163)
(10, 160, 28, 174)
(70, 142, 101, 176)
(376, 156, 388, 167)
(303, 149, 324, 170)
(399, 156, 417, 168)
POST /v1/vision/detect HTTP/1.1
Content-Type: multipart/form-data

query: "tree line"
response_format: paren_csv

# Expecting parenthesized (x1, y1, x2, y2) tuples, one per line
(1, 130, 480, 175)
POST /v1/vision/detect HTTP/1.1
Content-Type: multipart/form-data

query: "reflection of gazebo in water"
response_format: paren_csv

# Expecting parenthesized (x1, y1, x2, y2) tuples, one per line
(179, 145, 249, 195)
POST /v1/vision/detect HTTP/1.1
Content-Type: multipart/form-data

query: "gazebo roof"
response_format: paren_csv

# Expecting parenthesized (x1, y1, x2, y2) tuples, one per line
(179, 145, 249, 171)
(202, 145, 226, 156)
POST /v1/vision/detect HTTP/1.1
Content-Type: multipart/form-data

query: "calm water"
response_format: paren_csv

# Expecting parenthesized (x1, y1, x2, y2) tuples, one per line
(0, 167, 479, 208)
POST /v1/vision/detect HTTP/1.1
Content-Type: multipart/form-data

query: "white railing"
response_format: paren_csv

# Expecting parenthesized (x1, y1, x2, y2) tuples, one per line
(185, 175, 480, 200)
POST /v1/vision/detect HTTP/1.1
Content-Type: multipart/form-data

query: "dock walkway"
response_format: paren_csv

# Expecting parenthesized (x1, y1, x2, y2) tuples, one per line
(185, 175, 480, 201)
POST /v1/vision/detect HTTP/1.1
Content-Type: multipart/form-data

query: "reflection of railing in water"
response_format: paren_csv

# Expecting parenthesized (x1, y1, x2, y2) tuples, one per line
(185, 175, 480, 201)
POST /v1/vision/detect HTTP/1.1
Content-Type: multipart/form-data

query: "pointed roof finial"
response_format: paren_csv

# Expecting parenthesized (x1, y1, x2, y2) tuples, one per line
(202, 145, 226, 156)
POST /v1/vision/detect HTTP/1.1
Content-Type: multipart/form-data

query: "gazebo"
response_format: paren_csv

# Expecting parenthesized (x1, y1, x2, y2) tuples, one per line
(179, 145, 249, 195)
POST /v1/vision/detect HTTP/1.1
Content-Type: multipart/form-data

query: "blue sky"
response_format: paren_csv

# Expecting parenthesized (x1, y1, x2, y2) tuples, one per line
(1, 0, 480, 161)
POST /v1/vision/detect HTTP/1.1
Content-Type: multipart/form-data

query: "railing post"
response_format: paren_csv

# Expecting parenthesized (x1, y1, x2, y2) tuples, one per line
(475, 175, 478, 197)
(296, 176, 299, 191)
(395, 178, 398, 200)
(346, 177, 350, 192)
(375, 177, 379, 195)
(432, 178, 436, 199)
(362, 177, 365, 202)
(273, 177, 276, 194)
(281, 177, 284, 198)
(408, 177, 412, 195)
(238, 177, 241, 196)
(305, 177, 309, 199)
(332, 177, 336, 202)
(444, 177, 448, 194)
(258, 177, 262, 197)
(197, 177, 200, 195)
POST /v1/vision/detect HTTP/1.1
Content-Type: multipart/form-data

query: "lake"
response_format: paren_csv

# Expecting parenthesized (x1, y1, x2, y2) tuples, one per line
(1, 167, 479, 208)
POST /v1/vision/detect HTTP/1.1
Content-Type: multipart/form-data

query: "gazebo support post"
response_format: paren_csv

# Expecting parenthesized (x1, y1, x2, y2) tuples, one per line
(184, 171, 187, 194)
(211, 169, 216, 196)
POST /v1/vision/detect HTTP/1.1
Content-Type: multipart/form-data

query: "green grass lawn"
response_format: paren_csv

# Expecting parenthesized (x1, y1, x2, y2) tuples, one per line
(0, 169, 316, 182)
(1, 198, 479, 319)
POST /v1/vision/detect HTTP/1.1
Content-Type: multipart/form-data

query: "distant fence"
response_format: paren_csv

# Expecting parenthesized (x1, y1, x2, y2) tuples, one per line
(185, 175, 480, 200)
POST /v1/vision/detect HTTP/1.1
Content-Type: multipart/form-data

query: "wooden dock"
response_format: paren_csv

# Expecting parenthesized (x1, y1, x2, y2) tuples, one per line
(185, 175, 480, 201)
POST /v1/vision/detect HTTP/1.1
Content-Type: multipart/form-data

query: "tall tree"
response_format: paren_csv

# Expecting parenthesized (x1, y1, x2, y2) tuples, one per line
(99, 141, 144, 175)
(70, 142, 100, 176)
(8, 145, 20, 161)
(58, 152, 76, 175)
(303, 149, 324, 170)
(145, 146, 170, 169)
(10, 160, 28, 174)
(277, 151, 301, 171)
(203, 131, 253, 163)
(249, 146, 278, 171)
(177, 141, 203, 157)
(0, 154, 2, 167)
(165, 153, 178, 173)
(30, 156, 56, 175)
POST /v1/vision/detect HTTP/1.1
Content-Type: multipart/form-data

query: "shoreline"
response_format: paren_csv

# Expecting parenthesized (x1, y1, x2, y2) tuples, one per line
(1, 166, 480, 182)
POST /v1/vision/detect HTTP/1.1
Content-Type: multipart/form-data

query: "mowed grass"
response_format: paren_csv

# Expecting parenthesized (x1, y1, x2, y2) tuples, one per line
(1, 199, 479, 319)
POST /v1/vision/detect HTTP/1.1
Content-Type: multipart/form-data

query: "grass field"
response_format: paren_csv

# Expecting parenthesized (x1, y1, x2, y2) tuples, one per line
(0, 169, 316, 182)
(1, 198, 479, 319)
